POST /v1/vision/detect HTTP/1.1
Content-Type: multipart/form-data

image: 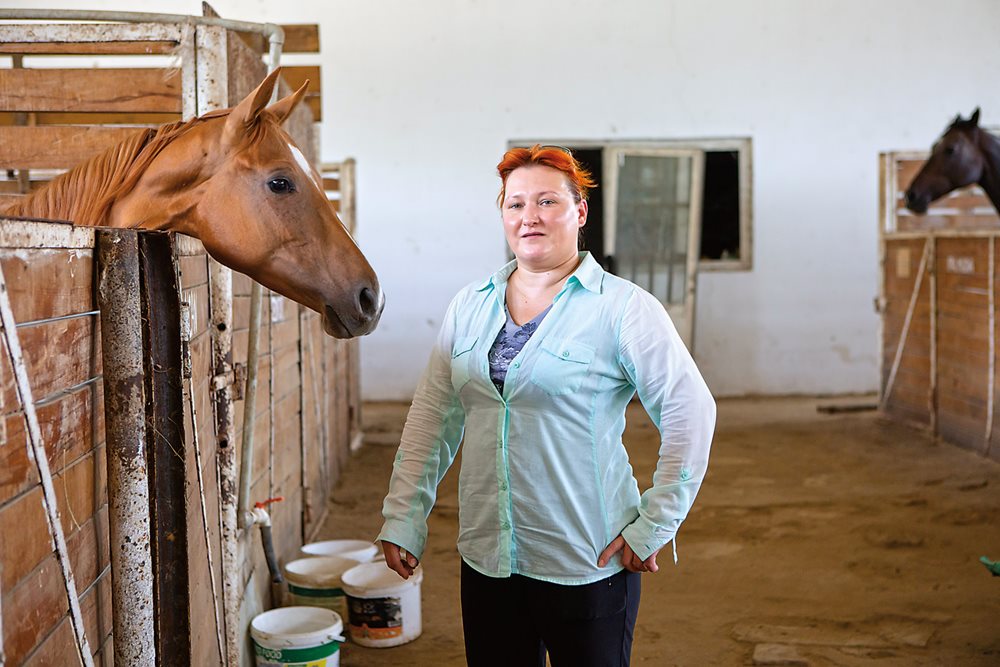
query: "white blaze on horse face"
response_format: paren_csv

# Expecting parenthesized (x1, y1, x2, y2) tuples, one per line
(286, 142, 360, 245)
(287, 143, 323, 190)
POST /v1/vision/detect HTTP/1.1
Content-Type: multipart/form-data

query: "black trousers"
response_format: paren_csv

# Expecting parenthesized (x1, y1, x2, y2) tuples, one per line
(461, 560, 641, 667)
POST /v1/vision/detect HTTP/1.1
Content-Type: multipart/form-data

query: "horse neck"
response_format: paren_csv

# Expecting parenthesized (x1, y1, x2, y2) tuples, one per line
(977, 130, 1000, 213)
(3, 117, 201, 227)
(2, 129, 158, 226)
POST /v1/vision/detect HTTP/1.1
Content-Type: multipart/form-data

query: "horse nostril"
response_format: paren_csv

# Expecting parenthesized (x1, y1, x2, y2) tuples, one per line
(358, 286, 378, 318)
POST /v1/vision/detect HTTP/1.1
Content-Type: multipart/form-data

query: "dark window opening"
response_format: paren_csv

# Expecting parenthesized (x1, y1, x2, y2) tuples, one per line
(570, 148, 609, 270)
(700, 150, 740, 260)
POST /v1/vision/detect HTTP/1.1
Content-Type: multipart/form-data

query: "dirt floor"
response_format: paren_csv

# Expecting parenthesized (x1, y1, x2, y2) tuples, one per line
(315, 397, 1000, 666)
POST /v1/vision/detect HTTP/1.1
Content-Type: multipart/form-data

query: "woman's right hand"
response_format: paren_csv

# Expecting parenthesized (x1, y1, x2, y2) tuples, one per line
(382, 540, 420, 579)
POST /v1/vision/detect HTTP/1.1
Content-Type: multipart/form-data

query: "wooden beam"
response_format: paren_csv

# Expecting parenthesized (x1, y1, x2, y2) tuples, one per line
(0, 111, 180, 127)
(281, 24, 320, 53)
(0, 41, 177, 55)
(281, 66, 320, 93)
(0, 69, 182, 113)
(0, 125, 144, 170)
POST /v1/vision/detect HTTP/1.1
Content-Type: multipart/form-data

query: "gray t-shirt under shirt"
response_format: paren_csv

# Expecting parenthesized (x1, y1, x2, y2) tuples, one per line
(487, 304, 552, 394)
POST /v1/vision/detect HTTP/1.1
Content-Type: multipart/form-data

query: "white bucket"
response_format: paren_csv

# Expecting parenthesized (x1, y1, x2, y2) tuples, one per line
(300, 539, 379, 562)
(341, 561, 423, 647)
(250, 606, 344, 667)
(284, 556, 362, 620)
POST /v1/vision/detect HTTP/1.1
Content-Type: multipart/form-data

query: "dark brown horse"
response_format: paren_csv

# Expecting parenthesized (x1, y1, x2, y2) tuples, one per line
(2, 68, 382, 338)
(905, 108, 1000, 215)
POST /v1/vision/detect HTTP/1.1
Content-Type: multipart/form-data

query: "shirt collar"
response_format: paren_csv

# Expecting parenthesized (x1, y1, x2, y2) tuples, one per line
(475, 251, 604, 294)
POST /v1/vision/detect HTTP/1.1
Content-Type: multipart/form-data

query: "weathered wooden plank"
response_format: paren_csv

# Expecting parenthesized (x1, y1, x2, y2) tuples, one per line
(0, 447, 106, 593)
(281, 66, 320, 94)
(226, 32, 268, 108)
(2, 507, 109, 665)
(0, 23, 185, 47)
(0, 315, 101, 412)
(0, 248, 95, 323)
(0, 110, 180, 127)
(0, 220, 94, 249)
(23, 570, 113, 667)
(0, 125, 147, 171)
(0, 381, 104, 506)
(178, 254, 209, 291)
(897, 213, 1000, 232)
(282, 24, 320, 53)
(0, 40, 176, 55)
(0, 69, 182, 113)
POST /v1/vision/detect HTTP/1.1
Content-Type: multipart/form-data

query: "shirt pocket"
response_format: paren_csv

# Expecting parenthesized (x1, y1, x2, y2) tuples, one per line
(530, 337, 595, 396)
(450, 336, 478, 392)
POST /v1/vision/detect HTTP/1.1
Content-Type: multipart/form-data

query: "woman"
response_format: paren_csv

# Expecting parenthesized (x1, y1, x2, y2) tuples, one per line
(378, 145, 716, 666)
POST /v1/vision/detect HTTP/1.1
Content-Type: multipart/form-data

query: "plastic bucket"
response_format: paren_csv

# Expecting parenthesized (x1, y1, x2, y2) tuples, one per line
(300, 539, 379, 562)
(284, 556, 363, 619)
(341, 561, 423, 647)
(250, 606, 344, 667)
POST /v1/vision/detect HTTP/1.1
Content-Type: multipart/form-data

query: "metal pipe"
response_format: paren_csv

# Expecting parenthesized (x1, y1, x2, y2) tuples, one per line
(238, 283, 264, 529)
(97, 229, 154, 667)
(238, 46, 284, 531)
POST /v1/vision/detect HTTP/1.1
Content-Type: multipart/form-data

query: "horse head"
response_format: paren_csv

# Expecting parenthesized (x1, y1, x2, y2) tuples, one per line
(109, 69, 383, 338)
(905, 108, 985, 214)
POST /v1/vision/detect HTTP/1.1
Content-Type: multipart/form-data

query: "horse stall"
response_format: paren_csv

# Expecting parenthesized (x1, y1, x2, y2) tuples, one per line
(0, 9, 362, 666)
(879, 151, 1000, 462)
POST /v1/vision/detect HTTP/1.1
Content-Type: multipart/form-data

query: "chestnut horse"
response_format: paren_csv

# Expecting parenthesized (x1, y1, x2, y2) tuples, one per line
(905, 108, 1000, 216)
(2, 68, 382, 338)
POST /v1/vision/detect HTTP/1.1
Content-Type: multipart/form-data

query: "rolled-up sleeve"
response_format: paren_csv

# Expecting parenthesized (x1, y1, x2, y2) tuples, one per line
(617, 289, 716, 561)
(377, 295, 467, 559)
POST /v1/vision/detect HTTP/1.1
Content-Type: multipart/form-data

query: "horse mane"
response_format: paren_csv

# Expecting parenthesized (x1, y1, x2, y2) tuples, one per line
(2, 109, 230, 227)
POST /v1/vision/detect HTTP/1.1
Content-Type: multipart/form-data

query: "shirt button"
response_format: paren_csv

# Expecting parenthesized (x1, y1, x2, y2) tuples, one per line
(512, 361, 520, 369)
(501, 522, 510, 530)
(562, 350, 570, 357)
(499, 482, 508, 491)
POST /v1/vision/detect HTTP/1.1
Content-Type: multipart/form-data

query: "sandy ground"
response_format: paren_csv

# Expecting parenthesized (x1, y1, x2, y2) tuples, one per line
(315, 397, 1000, 666)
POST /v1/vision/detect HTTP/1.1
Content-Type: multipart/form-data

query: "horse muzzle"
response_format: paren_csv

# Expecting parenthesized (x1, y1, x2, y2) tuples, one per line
(323, 286, 384, 338)
(904, 189, 930, 214)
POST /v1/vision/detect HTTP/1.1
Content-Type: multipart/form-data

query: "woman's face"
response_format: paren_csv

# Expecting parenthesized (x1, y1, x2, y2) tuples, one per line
(501, 165, 587, 270)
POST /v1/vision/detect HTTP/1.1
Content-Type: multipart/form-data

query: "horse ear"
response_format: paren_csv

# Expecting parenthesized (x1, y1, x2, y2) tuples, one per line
(223, 68, 282, 144)
(266, 80, 309, 125)
(971, 107, 981, 126)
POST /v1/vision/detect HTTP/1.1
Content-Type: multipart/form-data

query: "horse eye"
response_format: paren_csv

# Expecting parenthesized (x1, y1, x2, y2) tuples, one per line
(943, 146, 956, 156)
(268, 178, 295, 194)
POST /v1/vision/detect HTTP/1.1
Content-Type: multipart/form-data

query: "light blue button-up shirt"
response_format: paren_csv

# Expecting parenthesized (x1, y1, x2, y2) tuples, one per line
(378, 252, 716, 585)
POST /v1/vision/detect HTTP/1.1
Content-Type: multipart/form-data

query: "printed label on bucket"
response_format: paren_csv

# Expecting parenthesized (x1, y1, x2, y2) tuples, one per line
(347, 595, 403, 639)
(254, 639, 340, 667)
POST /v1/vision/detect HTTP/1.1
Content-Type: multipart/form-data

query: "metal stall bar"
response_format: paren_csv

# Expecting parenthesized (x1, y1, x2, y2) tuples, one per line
(96, 229, 155, 666)
(139, 232, 191, 666)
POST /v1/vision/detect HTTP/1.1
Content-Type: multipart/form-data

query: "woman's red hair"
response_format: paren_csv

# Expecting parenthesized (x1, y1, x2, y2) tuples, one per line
(496, 144, 597, 207)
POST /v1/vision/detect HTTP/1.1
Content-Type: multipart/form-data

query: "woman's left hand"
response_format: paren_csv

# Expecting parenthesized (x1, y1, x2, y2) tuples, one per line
(598, 534, 660, 573)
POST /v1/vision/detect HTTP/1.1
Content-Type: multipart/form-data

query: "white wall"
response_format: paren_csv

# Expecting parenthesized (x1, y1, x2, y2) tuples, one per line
(9, 0, 1000, 398)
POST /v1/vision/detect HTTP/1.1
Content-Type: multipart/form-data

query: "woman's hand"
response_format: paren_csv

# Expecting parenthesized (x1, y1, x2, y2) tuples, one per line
(598, 534, 660, 573)
(382, 540, 420, 579)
